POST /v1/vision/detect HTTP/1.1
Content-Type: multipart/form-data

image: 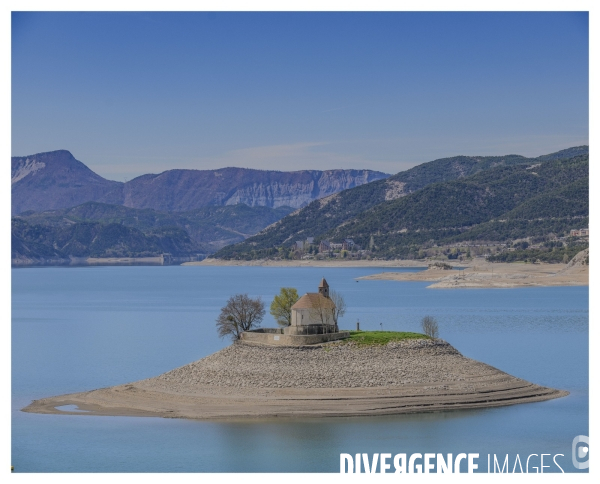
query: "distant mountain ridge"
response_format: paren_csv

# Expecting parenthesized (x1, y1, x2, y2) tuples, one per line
(11, 150, 389, 215)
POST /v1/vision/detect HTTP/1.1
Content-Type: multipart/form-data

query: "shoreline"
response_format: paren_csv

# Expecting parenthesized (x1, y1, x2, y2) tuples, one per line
(11, 255, 589, 290)
(12, 255, 195, 267)
(357, 258, 588, 289)
(183, 258, 441, 268)
(12, 257, 431, 268)
(22, 339, 567, 421)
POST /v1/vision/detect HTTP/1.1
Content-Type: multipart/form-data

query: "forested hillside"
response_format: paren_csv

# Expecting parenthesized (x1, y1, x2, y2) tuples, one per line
(12, 219, 197, 264)
(12, 202, 294, 263)
(214, 151, 588, 260)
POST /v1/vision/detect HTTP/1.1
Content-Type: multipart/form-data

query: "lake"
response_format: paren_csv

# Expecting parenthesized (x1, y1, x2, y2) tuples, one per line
(11, 266, 588, 472)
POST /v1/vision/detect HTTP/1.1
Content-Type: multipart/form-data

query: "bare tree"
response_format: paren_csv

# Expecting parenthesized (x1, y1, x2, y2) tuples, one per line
(330, 290, 346, 330)
(307, 291, 346, 333)
(421, 316, 439, 339)
(216, 294, 265, 341)
(308, 296, 336, 334)
(308, 301, 331, 333)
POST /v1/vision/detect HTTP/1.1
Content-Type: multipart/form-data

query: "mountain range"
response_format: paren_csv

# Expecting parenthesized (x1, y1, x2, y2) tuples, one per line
(11, 146, 588, 264)
(11, 150, 388, 215)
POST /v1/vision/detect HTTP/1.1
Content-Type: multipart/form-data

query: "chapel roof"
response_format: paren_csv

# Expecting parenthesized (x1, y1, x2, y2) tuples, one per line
(291, 293, 336, 310)
(318, 278, 329, 288)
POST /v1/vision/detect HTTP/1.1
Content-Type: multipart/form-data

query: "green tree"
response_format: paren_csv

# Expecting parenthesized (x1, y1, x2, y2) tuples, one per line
(270, 287, 300, 327)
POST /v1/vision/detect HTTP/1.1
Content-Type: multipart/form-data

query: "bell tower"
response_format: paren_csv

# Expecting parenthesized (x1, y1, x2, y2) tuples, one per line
(318, 278, 330, 298)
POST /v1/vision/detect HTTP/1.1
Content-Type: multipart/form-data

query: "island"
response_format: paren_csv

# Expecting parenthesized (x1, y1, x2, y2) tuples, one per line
(23, 333, 567, 420)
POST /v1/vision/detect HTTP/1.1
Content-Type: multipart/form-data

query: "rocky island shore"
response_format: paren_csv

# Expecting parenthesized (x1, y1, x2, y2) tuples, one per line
(23, 339, 567, 420)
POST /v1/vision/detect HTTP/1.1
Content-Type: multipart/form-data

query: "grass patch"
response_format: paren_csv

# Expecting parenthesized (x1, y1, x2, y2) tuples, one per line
(343, 330, 430, 346)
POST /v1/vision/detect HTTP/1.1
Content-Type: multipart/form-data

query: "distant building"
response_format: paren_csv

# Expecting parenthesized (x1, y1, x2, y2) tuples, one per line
(319, 240, 331, 253)
(342, 238, 356, 250)
(306, 237, 314, 244)
(570, 228, 589, 237)
(318, 238, 358, 252)
(295, 240, 304, 250)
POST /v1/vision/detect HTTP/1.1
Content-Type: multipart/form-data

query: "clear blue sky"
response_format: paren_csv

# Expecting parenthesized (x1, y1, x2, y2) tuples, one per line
(11, 11, 589, 181)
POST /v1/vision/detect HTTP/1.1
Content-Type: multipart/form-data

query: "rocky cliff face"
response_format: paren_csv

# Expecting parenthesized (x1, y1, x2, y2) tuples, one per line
(12, 150, 388, 214)
(214, 169, 386, 209)
(101, 167, 388, 211)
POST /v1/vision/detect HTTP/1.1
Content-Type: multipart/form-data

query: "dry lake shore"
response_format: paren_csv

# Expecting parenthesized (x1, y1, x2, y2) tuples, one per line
(358, 252, 589, 289)
(23, 339, 567, 421)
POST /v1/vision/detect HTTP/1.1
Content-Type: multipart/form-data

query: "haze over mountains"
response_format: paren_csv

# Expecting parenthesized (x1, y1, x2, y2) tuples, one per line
(11, 150, 388, 215)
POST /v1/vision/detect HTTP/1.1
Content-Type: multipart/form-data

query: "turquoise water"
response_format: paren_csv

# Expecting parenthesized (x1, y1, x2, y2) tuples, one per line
(11, 266, 588, 472)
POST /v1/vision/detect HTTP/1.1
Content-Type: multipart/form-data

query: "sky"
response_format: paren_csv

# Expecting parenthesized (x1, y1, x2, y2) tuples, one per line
(11, 11, 589, 181)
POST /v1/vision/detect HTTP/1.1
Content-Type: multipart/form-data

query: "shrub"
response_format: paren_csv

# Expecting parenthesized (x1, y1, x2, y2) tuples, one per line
(421, 316, 439, 339)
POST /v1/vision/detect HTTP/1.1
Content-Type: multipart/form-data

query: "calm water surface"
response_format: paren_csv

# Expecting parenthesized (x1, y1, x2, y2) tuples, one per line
(11, 266, 588, 472)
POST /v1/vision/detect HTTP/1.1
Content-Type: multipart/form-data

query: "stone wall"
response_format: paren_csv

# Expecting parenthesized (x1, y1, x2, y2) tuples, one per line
(240, 330, 349, 346)
(285, 325, 339, 335)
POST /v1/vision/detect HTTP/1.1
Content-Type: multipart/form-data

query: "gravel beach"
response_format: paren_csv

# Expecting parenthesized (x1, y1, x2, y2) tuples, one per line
(23, 339, 567, 420)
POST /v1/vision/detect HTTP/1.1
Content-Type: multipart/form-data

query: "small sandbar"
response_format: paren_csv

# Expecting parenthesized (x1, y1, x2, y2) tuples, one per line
(23, 339, 567, 421)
